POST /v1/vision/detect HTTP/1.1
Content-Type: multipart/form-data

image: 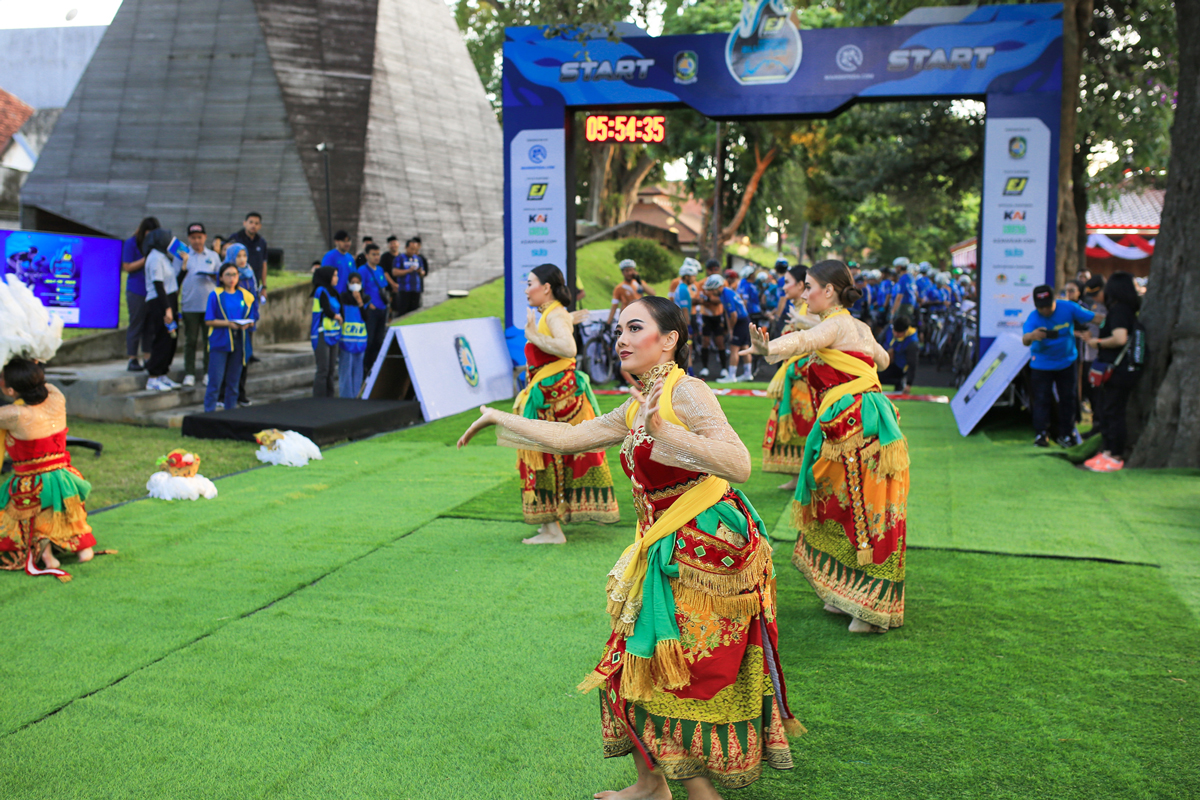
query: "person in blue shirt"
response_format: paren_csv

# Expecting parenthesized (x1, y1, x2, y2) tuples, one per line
(310, 266, 342, 397)
(737, 265, 762, 321)
(203, 263, 257, 413)
(915, 262, 935, 305)
(1021, 285, 1098, 448)
(338, 273, 369, 398)
(356, 243, 389, 373)
(717, 271, 752, 382)
(322, 230, 357, 293)
(891, 260, 919, 322)
(219, 244, 257, 407)
(877, 268, 896, 325)
(121, 217, 159, 371)
(878, 316, 919, 392)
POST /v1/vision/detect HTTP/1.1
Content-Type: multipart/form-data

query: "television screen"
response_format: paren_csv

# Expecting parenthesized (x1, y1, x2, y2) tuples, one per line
(2, 229, 122, 328)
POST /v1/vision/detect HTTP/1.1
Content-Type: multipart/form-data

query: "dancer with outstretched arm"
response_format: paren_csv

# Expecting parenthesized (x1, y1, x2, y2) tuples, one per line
(459, 296, 802, 799)
(744, 260, 909, 634)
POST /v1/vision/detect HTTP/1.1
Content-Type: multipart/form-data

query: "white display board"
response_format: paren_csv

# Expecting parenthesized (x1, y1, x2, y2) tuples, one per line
(950, 333, 1032, 437)
(508, 128, 568, 326)
(977, 117, 1052, 341)
(363, 318, 514, 421)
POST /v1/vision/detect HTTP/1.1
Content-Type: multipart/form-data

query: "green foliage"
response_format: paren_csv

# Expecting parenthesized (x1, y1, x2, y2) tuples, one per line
(613, 237, 674, 282)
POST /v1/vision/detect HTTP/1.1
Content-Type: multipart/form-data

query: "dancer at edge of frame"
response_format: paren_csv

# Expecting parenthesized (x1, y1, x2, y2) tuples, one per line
(459, 296, 802, 799)
(0, 278, 110, 582)
(744, 260, 909, 634)
(761, 264, 821, 491)
(512, 264, 620, 544)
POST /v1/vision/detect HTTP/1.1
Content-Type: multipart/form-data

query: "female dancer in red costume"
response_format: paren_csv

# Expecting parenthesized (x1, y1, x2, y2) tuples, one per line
(460, 297, 801, 799)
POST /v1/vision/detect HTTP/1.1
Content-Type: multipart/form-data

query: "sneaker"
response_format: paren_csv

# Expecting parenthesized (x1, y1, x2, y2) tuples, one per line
(238, 399, 253, 407)
(127, 358, 144, 372)
(147, 377, 171, 392)
(699, 367, 710, 378)
(203, 374, 209, 386)
(1056, 435, 1074, 449)
(1083, 452, 1120, 472)
(182, 375, 195, 387)
(215, 402, 225, 411)
(1103, 456, 1125, 472)
(716, 373, 738, 384)
(160, 376, 181, 390)
(1033, 432, 1050, 448)
(737, 370, 753, 382)
(719, 369, 728, 380)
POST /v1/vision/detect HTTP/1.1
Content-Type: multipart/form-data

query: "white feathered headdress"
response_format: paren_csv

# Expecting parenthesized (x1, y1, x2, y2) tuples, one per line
(0, 274, 65, 367)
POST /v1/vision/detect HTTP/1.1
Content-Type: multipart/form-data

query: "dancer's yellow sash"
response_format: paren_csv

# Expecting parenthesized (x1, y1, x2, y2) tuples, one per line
(512, 301, 570, 417)
(766, 303, 810, 398)
(613, 366, 729, 630)
(814, 348, 883, 418)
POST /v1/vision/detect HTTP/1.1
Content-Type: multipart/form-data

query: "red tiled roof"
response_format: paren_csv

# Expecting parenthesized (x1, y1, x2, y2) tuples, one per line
(1086, 188, 1163, 230)
(0, 88, 34, 145)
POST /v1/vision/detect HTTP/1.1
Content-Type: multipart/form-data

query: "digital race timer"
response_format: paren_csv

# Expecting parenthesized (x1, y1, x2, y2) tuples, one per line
(584, 114, 666, 144)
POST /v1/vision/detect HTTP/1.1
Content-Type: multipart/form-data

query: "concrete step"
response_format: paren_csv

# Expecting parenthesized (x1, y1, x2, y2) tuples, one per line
(143, 386, 314, 429)
(49, 350, 317, 397)
(103, 367, 316, 419)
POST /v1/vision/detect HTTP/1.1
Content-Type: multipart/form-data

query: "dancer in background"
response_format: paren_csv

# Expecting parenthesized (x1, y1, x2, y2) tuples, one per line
(459, 296, 801, 797)
(761, 265, 820, 490)
(512, 264, 619, 544)
(745, 260, 909, 634)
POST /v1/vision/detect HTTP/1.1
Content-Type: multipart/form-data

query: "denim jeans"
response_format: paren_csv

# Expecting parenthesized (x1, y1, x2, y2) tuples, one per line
(205, 343, 243, 412)
(338, 348, 364, 398)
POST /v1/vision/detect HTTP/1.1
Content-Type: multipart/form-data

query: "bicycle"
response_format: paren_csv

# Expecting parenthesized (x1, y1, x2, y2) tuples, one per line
(581, 321, 619, 385)
(951, 312, 978, 387)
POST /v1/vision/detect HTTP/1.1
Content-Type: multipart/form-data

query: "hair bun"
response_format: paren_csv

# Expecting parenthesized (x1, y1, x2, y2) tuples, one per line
(841, 285, 863, 306)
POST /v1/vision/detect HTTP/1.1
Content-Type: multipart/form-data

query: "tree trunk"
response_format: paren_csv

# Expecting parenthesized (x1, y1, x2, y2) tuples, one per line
(1073, 143, 1089, 268)
(586, 142, 615, 225)
(615, 152, 657, 224)
(721, 143, 778, 240)
(711, 122, 724, 262)
(1127, 0, 1200, 469)
(1055, 0, 1092, 288)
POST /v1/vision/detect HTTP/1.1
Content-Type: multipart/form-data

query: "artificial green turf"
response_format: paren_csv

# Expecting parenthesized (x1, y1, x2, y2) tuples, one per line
(2, 391, 1198, 799)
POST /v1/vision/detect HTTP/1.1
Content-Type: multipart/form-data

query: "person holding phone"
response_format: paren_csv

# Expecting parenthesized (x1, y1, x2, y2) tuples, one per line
(1021, 285, 1097, 448)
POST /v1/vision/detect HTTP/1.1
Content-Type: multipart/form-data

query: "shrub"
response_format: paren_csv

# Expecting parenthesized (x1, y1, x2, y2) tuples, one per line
(613, 238, 674, 283)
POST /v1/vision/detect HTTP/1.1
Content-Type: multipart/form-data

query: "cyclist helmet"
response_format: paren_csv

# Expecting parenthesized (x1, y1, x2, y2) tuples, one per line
(702, 275, 724, 292)
(892, 256, 910, 268)
(936, 272, 951, 286)
(918, 261, 932, 274)
(755, 271, 770, 284)
(618, 258, 637, 272)
(957, 274, 973, 286)
(678, 257, 700, 277)
(739, 265, 757, 280)
(774, 257, 790, 269)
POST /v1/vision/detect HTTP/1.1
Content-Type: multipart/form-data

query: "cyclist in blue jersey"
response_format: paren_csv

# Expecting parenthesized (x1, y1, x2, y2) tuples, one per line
(891, 257, 919, 322)
(737, 265, 762, 322)
(717, 271, 753, 383)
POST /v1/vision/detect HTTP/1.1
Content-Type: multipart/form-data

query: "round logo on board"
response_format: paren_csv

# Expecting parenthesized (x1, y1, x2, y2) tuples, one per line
(455, 335, 480, 387)
(1008, 136, 1027, 159)
(836, 44, 863, 72)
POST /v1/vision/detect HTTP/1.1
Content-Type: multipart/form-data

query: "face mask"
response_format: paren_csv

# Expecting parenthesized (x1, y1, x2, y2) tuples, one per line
(349, 284, 362, 292)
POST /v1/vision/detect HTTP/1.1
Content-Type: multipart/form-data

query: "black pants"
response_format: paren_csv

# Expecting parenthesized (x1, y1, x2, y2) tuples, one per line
(391, 291, 422, 316)
(363, 307, 389, 376)
(1030, 366, 1076, 439)
(144, 295, 178, 378)
(1097, 368, 1139, 456)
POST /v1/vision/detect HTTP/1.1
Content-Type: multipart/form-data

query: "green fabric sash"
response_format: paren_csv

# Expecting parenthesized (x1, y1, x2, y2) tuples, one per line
(795, 392, 903, 506)
(521, 369, 600, 421)
(0, 468, 91, 511)
(777, 356, 807, 422)
(625, 488, 765, 659)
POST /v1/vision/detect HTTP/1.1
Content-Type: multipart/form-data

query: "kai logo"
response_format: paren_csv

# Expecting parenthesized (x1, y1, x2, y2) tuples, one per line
(888, 46, 995, 71)
(526, 183, 548, 201)
(528, 213, 548, 223)
(1003, 210, 1026, 221)
(1003, 177, 1028, 196)
(560, 58, 655, 82)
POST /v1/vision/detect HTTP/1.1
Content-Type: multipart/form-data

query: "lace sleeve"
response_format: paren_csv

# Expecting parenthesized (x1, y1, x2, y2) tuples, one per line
(871, 338, 891, 371)
(647, 377, 751, 483)
(494, 400, 629, 454)
(524, 308, 577, 359)
(767, 318, 839, 362)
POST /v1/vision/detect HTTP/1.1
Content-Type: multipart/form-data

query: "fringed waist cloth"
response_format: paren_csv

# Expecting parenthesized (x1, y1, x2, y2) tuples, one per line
(512, 354, 619, 525)
(0, 431, 95, 582)
(761, 355, 815, 474)
(791, 350, 910, 629)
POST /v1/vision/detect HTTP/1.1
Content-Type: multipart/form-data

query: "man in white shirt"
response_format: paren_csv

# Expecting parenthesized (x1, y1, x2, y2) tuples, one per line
(177, 223, 221, 387)
(143, 230, 185, 391)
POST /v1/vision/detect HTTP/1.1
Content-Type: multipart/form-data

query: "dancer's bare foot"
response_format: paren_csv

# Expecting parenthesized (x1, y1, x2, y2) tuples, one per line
(40, 544, 60, 570)
(594, 774, 671, 800)
(523, 522, 566, 545)
(681, 775, 724, 800)
(777, 476, 798, 491)
(823, 603, 846, 615)
(848, 617, 885, 634)
(76, 547, 94, 563)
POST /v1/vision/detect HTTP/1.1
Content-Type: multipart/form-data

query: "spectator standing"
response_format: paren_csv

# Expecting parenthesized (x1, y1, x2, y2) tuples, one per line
(1021, 285, 1097, 448)
(379, 235, 402, 314)
(355, 236, 374, 267)
(177, 223, 221, 387)
(879, 316, 919, 392)
(891, 258, 918, 324)
(1079, 274, 1107, 433)
(142, 230, 183, 391)
(227, 212, 268, 295)
(357, 243, 389, 373)
(390, 237, 429, 316)
(1082, 272, 1143, 472)
(338, 273, 368, 398)
(203, 263, 257, 413)
(121, 217, 159, 372)
(322, 230, 356, 293)
(718, 271, 753, 383)
(310, 267, 342, 397)
(220, 245, 257, 407)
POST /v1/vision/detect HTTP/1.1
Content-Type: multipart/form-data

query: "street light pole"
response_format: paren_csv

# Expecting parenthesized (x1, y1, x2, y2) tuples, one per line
(315, 142, 334, 249)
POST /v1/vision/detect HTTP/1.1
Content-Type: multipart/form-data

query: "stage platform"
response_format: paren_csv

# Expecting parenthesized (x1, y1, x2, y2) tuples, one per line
(180, 398, 424, 446)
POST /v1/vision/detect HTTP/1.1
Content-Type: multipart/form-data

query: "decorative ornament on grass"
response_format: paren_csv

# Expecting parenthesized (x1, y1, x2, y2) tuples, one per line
(254, 429, 322, 467)
(146, 449, 218, 501)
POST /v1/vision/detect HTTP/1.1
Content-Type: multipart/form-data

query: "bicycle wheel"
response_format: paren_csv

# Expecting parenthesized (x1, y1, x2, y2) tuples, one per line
(584, 334, 616, 384)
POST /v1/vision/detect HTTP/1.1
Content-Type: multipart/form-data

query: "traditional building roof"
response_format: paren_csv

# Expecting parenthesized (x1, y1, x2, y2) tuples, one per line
(0, 89, 34, 146)
(1085, 188, 1164, 232)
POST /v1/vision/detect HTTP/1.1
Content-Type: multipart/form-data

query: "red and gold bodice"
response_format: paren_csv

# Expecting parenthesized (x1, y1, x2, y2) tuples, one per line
(801, 350, 877, 409)
(6, 430, 72, 476)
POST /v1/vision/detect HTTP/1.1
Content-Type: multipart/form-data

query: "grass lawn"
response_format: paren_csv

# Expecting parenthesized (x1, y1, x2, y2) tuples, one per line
(4, 390, 1197, 799)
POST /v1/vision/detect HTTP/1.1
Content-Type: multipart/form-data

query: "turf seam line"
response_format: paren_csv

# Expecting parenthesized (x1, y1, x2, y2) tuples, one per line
(907, 544, 1161, 568)
(3, 519, 435, 738)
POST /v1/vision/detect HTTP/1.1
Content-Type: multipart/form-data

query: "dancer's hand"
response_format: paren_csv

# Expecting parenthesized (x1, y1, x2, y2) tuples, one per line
(630, 378, 665, 437)
(457, 405, 499, 449)
(740, 324, 770, 357)
(526, 308, 538, 330)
